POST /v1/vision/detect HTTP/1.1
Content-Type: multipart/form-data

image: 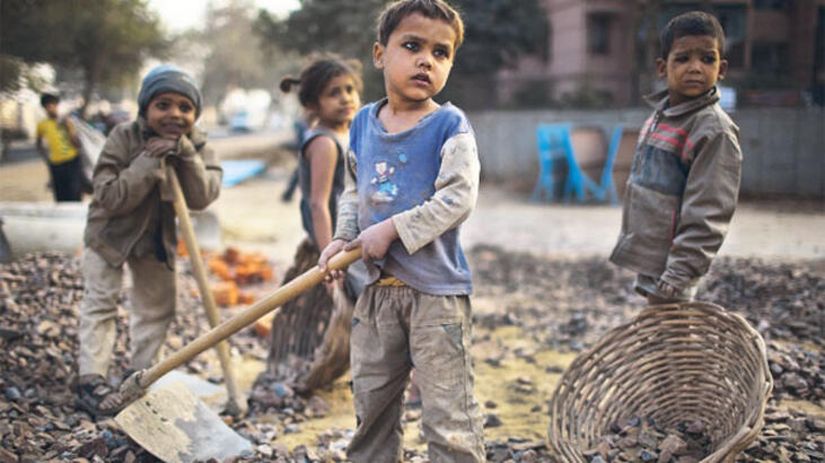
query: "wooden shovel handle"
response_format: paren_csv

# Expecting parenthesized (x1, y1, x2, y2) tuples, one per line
(139, 246, 363, 387)
(166, 165, 245, 415)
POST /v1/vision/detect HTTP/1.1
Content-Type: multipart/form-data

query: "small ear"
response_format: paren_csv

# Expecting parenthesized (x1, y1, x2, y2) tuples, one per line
(718, 59, 728, 81)
(373, 42, 385, 69)
(655, 57, 667, 78)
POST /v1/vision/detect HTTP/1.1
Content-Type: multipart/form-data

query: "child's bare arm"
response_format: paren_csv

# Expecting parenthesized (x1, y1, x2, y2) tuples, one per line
(35, 136, 48, 162)
(35, 124, 48, 162)
(64, 118, 82, 148)
(392, 133, 480, 254)
(660, 129, 742, 292)
(306, 136, 338, 251)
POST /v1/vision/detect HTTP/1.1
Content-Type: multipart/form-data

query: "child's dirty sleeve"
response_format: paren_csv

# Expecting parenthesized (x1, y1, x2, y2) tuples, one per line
(93, 125, 163, 216)
(175, 132, 222, 211)
(333, 148, 360, 242)
(660, 128, 742, 291)
(393, 132, 480, 254)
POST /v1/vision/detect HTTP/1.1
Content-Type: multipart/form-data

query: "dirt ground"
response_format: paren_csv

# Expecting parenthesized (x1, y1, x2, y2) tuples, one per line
(210, 162, 825, 269)
(126, 163, 825, 459)
(7, 145, 822, 264)
(2, 145, 825, 462)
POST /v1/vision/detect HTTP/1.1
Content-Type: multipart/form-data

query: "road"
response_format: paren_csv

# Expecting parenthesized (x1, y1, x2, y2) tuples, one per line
(2, 128, 824, 265)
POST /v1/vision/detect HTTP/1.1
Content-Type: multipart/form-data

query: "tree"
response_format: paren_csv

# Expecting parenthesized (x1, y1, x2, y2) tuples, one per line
(255, 0, 385, 100)
(255, 0, 548, 105)
(255, 0, 384, 60)
(195, 0, 296, 105)
(1, 0, 167, 115)
(450, 0, 548, 74)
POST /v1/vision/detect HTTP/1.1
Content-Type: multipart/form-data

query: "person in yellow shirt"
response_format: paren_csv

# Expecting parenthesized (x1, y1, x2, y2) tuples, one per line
(36, 93, 84, 201)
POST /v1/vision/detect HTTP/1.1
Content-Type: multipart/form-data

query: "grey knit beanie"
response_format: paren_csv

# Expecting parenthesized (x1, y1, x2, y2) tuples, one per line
(137, 64, 202, 118)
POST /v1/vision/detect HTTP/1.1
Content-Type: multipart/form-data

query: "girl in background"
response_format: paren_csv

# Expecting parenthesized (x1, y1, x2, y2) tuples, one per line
(263, 55, 366, 391)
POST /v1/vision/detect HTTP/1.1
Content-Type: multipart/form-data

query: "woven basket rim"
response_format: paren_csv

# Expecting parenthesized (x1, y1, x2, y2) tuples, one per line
(547, 301, 774, 463)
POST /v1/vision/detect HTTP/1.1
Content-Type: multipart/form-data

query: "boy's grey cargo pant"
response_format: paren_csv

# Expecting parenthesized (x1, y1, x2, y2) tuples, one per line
(346, 285, 485, 463)
(78, 248, 176, 377)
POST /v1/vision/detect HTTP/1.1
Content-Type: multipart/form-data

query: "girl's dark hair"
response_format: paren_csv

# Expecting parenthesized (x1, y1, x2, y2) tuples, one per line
(660, 11, 726, 59)
(280, 54, 363, 108)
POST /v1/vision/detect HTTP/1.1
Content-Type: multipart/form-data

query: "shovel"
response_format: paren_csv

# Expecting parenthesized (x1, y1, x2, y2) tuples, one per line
(115, 243, 362, 462)
(165, 165, 246, 417)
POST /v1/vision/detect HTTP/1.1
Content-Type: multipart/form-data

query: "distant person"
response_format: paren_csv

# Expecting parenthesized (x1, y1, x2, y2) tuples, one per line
(266, 55, 367, 389)
(36, 93, 84, 201)
(609, 11, 742, 304)
(318, 1, 485, 460)
(75, 65, 222, 416)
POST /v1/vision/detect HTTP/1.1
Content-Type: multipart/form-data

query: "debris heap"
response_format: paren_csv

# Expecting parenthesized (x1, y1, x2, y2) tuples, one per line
(1, 248, 823, 462)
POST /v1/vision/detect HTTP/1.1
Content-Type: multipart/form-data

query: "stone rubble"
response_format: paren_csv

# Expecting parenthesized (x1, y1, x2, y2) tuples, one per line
(1, 248, 823, 462)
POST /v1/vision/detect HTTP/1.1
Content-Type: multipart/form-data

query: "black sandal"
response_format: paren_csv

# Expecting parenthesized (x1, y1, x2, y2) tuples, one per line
(75, 375, 127, 417)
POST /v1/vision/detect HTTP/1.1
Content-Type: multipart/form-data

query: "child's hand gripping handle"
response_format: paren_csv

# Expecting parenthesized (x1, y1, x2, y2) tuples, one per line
(119, 246, 363, 404)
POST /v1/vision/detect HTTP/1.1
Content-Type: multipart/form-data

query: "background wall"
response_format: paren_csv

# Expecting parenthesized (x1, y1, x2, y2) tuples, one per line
(468, 108, 825, 199)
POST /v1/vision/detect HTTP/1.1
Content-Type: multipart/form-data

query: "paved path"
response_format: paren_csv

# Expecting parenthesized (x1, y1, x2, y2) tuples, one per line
(463, 187, 825, 260)
(215, 171, 825, 266)
(3, 161, 824, 263)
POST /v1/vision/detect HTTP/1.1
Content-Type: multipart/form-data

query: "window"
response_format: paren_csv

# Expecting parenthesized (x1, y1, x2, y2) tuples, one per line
(587, 13, 613, 56)
(714, 5, 747, 68)
(751, 42, 789, 77)
(815, 7, 825, 105)
(817, 8, 825, 71)
(753, 0, 788, 11)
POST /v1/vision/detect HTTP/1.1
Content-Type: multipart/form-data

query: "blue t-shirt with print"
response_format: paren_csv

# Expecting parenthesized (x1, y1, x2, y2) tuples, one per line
(349, 99, 474, 295)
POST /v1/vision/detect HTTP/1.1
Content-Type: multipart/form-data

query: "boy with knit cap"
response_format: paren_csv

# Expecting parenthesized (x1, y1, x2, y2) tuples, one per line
(75, 65, 222, 416)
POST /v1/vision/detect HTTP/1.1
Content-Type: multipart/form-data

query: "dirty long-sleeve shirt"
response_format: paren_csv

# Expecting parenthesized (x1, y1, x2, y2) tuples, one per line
(334, 100, 480, 295)
(609, 88, 742, 293)
(84, 119, 222, 268)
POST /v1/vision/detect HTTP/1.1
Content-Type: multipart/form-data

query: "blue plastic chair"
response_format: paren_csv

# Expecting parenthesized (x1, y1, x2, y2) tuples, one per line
(562, 125, 622, 204)
(532, 123, 574, 202)
(600, 125, 623, 204)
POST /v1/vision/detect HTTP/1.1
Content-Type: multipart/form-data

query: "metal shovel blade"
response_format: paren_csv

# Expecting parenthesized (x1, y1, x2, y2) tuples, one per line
(115, 383, 252, 463)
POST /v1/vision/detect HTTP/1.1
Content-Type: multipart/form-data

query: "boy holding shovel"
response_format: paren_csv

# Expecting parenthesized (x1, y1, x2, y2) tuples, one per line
(76, 65, 222, 416)
(319, 0, 485, 460)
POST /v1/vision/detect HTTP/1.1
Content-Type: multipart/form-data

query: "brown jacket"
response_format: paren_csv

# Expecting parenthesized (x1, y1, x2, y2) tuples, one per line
(84, 119, 222, 269)
(609, 87, 742, 292)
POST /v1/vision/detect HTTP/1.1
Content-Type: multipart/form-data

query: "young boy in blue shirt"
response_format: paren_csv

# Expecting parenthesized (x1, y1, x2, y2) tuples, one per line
(319, 0, 485, 461)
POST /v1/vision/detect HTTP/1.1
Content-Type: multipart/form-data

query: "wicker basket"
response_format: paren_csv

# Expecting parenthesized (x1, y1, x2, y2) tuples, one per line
(548, 302, 773, 463)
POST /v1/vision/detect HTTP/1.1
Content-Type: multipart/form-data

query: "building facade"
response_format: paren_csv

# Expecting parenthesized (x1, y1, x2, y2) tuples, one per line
(497, 0, 825, 107)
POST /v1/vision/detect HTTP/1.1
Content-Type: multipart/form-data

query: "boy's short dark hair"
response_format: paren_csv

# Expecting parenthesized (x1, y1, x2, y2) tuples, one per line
(40, 93, 59, 108)
(376, 0, 464, 50)
(660, 11, 726, 59)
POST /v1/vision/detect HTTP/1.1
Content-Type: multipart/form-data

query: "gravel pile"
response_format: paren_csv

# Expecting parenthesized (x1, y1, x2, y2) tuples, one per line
(0, 252, 264, 462)
(2, 248, 823, 462)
